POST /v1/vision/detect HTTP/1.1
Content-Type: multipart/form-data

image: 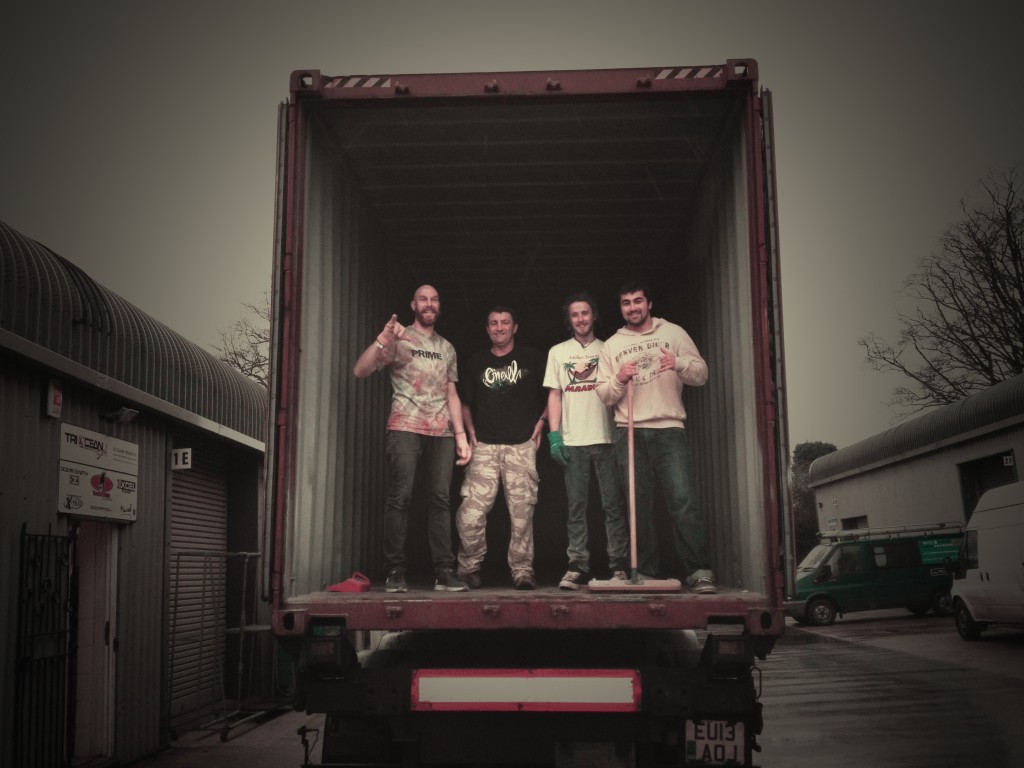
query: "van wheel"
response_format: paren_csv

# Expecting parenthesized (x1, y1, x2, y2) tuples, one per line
(931, 588, 953, 616)
(806, 597, 837, 626)
(953, 600, 982, 641)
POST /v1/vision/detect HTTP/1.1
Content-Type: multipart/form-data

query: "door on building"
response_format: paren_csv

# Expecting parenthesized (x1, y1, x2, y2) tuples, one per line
(168, 439, 228, 733)
(71, 519, 118, 765)
(960, 450, 1018, 520)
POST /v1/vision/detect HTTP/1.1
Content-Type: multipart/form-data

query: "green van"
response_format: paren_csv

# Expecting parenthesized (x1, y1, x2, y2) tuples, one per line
(785, 524, 963, 626)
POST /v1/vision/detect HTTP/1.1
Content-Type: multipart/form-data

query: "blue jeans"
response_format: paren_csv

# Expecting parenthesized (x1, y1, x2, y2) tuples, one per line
(613, 426, 708, 577)
(562, 444, 629, 573)
(383, 430, 457, 573)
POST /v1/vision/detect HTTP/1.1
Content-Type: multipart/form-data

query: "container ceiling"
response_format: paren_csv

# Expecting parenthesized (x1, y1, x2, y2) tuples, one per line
(313, 91, 743, 348)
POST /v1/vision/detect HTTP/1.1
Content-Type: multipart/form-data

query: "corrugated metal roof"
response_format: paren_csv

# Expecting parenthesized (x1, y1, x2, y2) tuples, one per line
(809, 373, 1024, 485)
(0, 220, 266, 444)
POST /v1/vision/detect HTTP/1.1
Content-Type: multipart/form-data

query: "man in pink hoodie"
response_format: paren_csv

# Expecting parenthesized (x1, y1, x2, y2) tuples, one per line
(595, 280, 716, 594)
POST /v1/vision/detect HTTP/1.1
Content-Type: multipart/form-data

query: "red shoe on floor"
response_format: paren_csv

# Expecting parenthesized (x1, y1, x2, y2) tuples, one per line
(328, 571, 371, 592)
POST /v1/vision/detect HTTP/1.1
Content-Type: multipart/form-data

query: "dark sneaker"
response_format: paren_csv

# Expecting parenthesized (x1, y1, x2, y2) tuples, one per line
(384, 566, 407, 593)
(558, 570, 588, 590)
(435, 568, 468, 592)
(458, 570, 482, 589)
(688, 575, 717, 594)
(513, 572, 537, 590)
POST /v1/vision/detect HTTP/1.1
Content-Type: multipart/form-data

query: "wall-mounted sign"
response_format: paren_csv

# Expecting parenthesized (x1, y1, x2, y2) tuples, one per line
(46, 379, 63, 418)
(58, 424, 139, 522)
(171, 448, 193, 470)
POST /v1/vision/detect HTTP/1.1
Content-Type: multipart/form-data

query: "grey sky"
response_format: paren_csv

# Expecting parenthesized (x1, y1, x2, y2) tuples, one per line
(2, 1, 1021, 450)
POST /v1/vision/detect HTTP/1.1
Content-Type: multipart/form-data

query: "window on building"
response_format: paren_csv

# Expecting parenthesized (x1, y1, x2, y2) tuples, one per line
(841, 515, 868, 530)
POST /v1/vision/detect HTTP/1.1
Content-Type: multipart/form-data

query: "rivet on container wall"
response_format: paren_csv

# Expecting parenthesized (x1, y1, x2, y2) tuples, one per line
(46, 378, 63, 419)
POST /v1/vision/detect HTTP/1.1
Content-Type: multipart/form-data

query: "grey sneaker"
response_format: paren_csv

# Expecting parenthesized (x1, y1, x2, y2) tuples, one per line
(558, 570, 588, 590)
(611, 569, 629, 581)
(384, 566, 407, 593)
(513, 572, 537, 590)
(435, 568, 468, 592)
(688, 574, 717, 594)
(458, 570, 482, 589)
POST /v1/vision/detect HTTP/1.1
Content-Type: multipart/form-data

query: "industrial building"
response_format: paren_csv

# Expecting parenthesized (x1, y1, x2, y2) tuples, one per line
(1, 220, 272, 766)
(808, 373, 1024, 532)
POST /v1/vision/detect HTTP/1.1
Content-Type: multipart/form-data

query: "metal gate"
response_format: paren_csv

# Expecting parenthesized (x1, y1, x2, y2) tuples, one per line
(13, 523, 73, 768)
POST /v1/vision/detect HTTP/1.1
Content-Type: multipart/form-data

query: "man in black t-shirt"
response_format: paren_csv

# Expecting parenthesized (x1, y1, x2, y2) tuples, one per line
(456, 306, 547, 590)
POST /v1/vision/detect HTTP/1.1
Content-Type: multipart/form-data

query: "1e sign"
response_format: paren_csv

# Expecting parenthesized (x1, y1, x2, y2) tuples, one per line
(171, 448, 193, 470)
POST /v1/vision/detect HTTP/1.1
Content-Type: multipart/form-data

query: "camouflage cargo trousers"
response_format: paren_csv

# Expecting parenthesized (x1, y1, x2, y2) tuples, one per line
(456, 440, 539, 578)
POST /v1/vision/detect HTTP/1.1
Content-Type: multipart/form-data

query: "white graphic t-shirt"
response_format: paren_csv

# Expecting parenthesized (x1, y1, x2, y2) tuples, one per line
(543, 337, 615, 446)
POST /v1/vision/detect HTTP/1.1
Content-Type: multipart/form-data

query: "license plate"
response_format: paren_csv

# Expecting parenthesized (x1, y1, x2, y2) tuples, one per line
(685, 719, 744, 765)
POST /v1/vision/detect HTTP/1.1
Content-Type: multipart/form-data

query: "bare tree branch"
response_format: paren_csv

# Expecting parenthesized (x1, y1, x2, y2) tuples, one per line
(213, 291, 270, 388)
(860, 169, 1024, 415)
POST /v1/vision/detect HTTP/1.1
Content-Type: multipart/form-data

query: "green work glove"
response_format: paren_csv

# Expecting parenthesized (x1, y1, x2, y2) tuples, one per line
(547, 431, 569, 467)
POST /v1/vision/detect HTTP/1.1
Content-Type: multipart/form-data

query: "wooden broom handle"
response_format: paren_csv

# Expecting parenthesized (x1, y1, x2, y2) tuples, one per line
(627, 378, 637, 571)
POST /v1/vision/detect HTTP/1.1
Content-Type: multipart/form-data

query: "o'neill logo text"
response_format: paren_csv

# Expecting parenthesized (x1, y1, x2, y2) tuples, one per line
(483, 360, 523, 389)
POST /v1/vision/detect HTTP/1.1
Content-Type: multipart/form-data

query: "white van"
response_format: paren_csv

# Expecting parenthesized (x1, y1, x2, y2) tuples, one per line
(950, 481, 1024, 640)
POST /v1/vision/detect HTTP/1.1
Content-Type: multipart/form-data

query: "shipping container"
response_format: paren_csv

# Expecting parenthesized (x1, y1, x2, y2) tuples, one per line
(267, 61, 790, 766)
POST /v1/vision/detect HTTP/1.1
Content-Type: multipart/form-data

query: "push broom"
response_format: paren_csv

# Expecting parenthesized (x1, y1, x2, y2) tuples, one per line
(589, 378, 682, 592)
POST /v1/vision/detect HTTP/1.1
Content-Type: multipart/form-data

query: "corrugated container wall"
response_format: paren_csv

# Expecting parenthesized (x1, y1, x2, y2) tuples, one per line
(284, 116, 392, 593)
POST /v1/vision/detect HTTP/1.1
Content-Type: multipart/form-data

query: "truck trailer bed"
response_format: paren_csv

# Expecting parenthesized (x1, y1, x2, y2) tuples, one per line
(276, 585, 781, 635)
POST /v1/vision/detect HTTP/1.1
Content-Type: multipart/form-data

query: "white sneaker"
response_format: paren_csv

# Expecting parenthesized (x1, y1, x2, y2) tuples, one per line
(559, 570, 588, 590)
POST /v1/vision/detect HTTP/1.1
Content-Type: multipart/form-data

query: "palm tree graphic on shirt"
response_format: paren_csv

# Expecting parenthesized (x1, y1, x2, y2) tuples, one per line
(563, 356, 599, 384)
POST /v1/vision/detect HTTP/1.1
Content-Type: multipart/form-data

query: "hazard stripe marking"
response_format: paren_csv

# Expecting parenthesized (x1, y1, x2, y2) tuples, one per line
(324, 76, 394, 89)
(656, 66, 724, 80)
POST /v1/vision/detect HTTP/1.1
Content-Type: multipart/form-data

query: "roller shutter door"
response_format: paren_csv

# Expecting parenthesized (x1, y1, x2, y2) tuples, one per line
(168, 439, 227, 732)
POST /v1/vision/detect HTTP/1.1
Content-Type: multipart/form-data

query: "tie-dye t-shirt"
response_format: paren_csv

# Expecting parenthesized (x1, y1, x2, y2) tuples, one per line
(385, 326, 458, 436)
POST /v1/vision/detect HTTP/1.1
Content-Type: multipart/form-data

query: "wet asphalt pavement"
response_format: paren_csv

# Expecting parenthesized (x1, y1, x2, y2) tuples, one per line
(758, 612, 1024, 768)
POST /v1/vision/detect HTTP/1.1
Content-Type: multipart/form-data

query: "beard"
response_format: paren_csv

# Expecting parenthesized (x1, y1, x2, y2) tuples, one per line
(416, 308, 438, 326)
(625, 313, 647, 329)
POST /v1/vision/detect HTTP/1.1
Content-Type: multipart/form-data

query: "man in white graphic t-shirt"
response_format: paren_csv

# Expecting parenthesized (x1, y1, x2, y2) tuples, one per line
(543, 292, 628, 590)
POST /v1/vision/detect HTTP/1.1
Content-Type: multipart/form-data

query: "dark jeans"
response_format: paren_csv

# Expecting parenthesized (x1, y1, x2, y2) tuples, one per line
(563, 444, 629, 573)
(613, 426, 707, 577)
(383, 430, 456, 573)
